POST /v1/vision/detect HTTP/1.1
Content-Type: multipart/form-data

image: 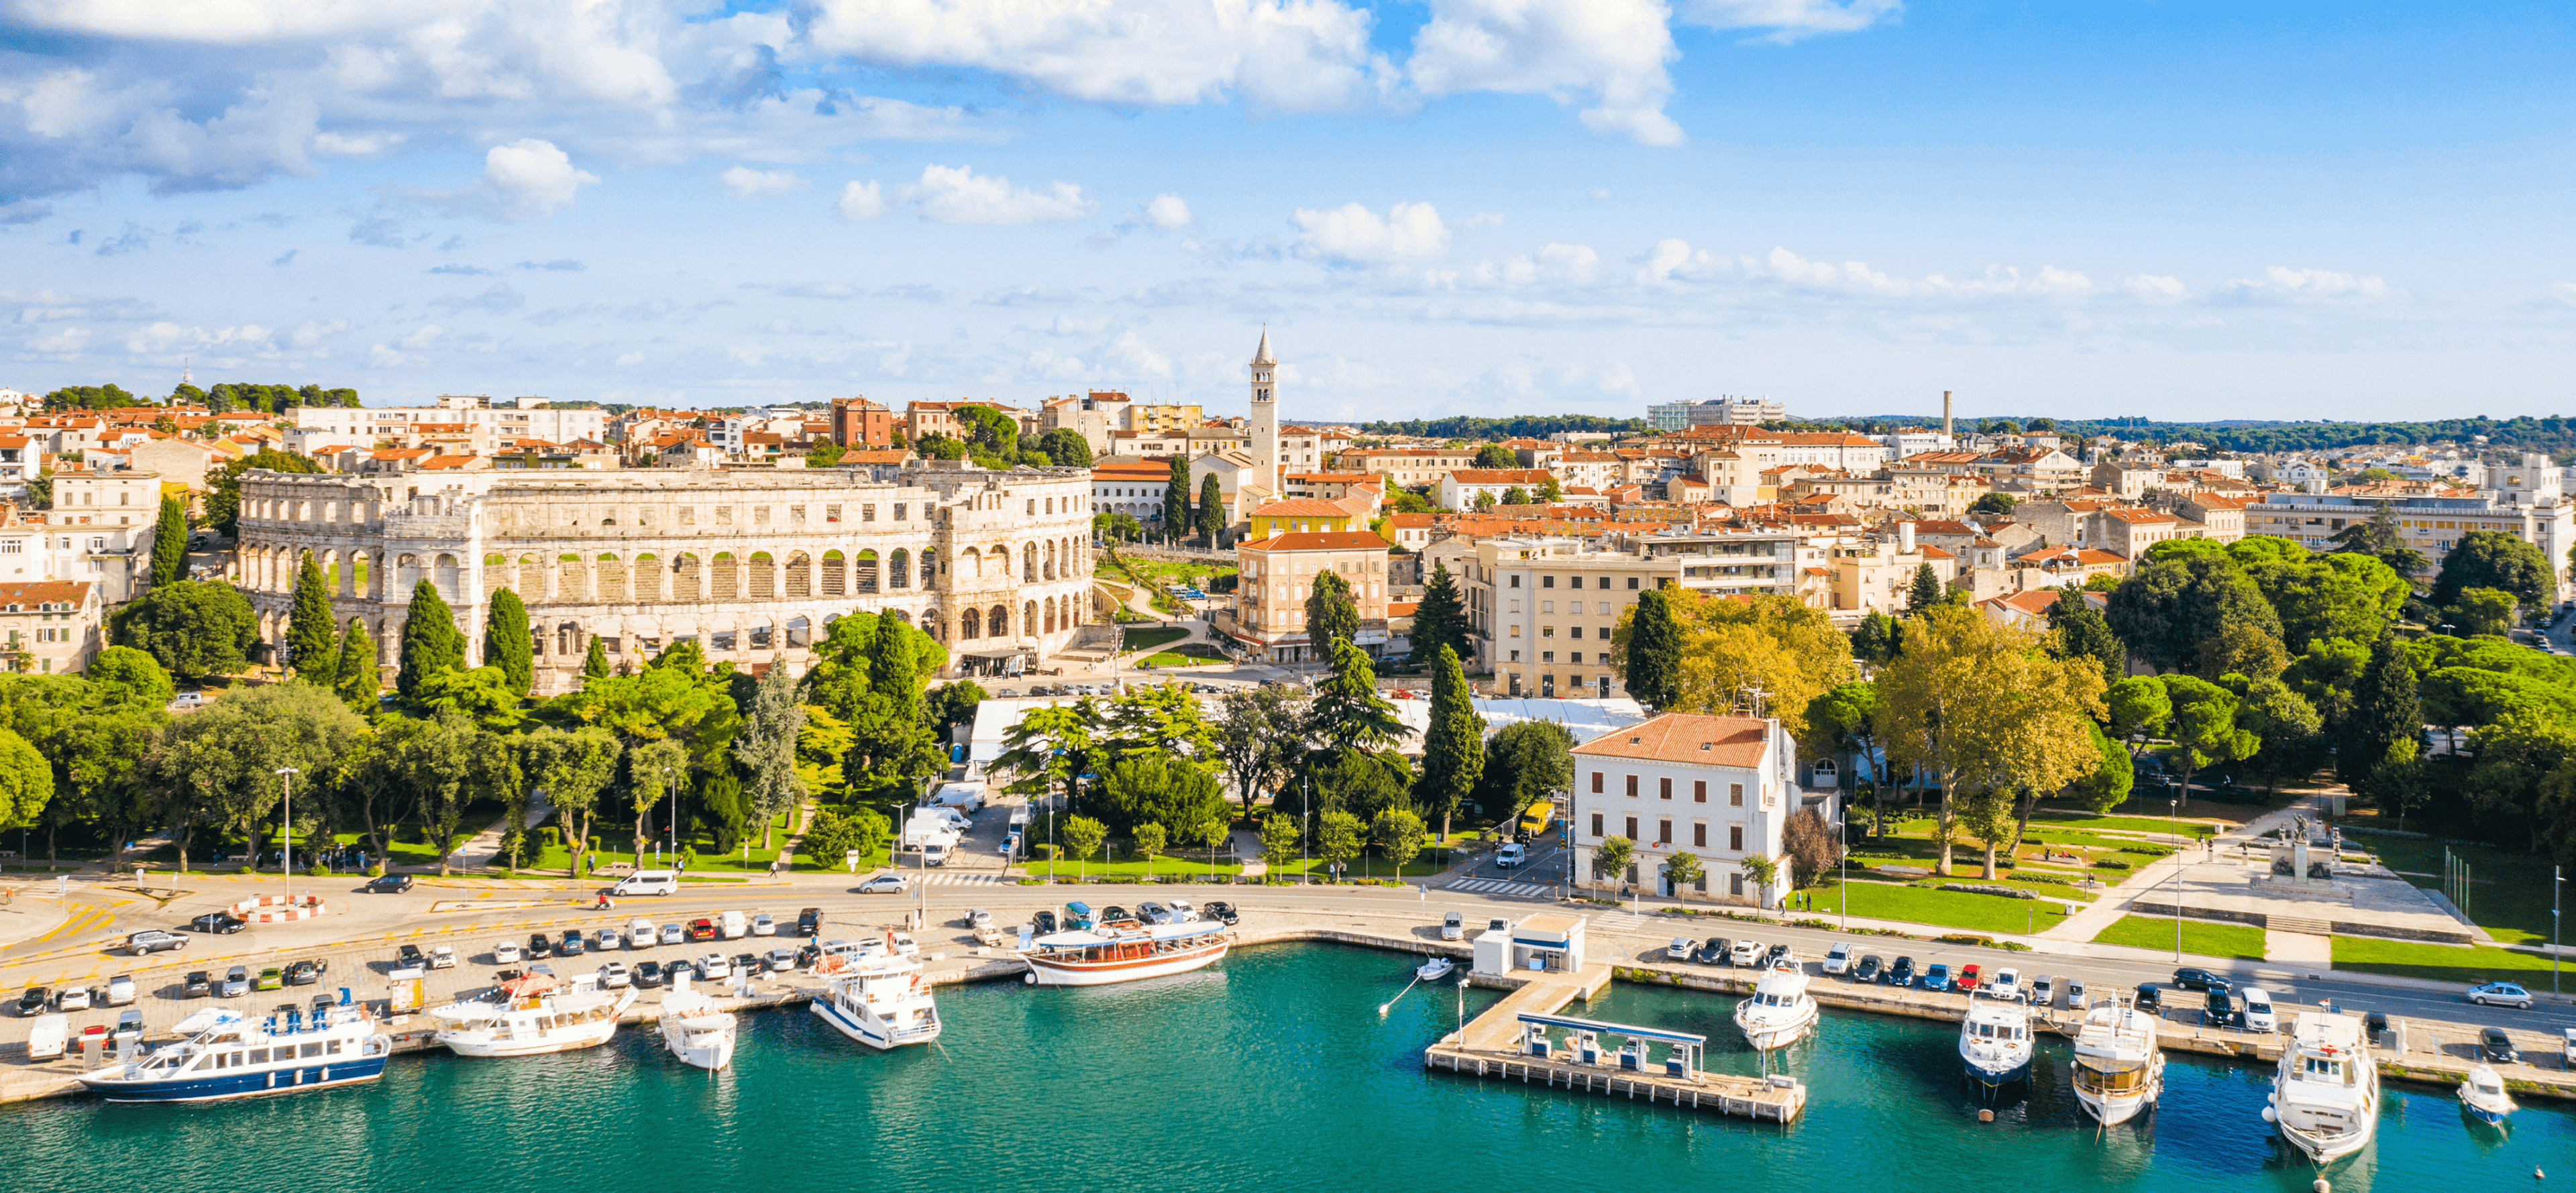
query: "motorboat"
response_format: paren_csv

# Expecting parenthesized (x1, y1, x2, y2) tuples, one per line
(431, 974, 636, 1058)
(1732, 961, 1819, 1052)
(1021, 919, 1230, 987)
(813, 951, 943, 1049)
(1416, 957, 1456, 982)
(76, 1004, 390, 1103)
(657, 976, 737, 1070)
(1959, 990, 2035, 1091)
(2264, 1012, 2379, 1163)
(2070, 994, 2164, 1125)
(2458, 1062, 2516, 1126)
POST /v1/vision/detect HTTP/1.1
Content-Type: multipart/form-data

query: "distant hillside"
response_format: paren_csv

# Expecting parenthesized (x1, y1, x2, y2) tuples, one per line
(1353, 414, 1648, 439)
(1792, 414, 2576, 459)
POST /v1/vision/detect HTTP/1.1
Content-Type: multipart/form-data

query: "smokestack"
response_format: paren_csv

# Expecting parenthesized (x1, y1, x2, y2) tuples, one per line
(1942, 390, 1953, 441)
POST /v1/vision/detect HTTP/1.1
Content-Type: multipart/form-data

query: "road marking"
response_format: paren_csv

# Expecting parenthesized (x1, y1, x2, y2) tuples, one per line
(1444, 878, 1552, 897)
(923, 873, 1012, 886)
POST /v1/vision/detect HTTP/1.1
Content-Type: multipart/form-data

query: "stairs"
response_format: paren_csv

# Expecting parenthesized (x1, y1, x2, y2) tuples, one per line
(2267, 915, 2334, 937)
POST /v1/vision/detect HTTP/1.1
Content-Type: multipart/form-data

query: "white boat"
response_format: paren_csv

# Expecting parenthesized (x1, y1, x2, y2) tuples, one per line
(2458, 1062, 2516, 1126)
(1960, 990, 2035, 1090)
(1021, 919, 1231, 987)
(2070, 995, 2164, 1125)
(657, 978, 737, 1070)
(2265, 1012, 2379, 1164)
(431, 974, 637, 1058)
(1732, 962, 1819, 1052)
(812, 951, 943, 1049)
(1416, 957, 1456, 982)
(77, 1004, 391, 1103)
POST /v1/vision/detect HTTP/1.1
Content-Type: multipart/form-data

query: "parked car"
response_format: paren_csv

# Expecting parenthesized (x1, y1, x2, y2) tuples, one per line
(186, 913, 247, 934)
(492, 940, 523, 964)
(2030, 975, 2054, 1007)
(2134, 983, 2163, 1011)
(592, 929, 619, 953)
(687, 918, 718, 942)
(1821, 943, 1853, 976)
(1032, 910, 1061, 935)
(526, 933, 555, 960)
(1729, 940, 1764, 967)
(1921, 963, 1953, 992)
(2065, 977, 2088, 1007)
(796, 907, 824, 936)
(2469, 981, 2534, 1009)
(309, 993, 337, 1016)
(857, 874, 907, 895)
(1201, 902, 1240, 926)
(111, 1009, 144, 1045)
(751, 913, 777, 938)
(104, 974, 137, 1007)
(362, 874, 415, 893)
(1764, 943, 1792, 968)
(1987, 968, 2021, 1001)
(557, 931, 586, 957)
(254, 968, 284, 991)
(967, 909, 996, 933)
(1886, 956, 1916, 987)
(2363, 1009, 2390, 1039)
(429, 946, 457, 970)
(732, 952, 761, 976)
(2204, 990, 2241, 1028)
(1666, 937, 1694, 962)
(1851, 954, 1883, 984)
(1441, 912, 1464, 941)
(2240, 986, 2278, 1033)
(627, 917, 657, 948)
(694, 954, 733, 981)
(1692, 937, 1727, 965)
(123, 929, 187, 956)
(220, 967, 250, 998)
(284, 960, 325, 986)
(634, 960, 667, 989)
(659, 923, 686, 946)
(1956, 964, 1982, 992)
(54, 986, 92, 1012)
(182, 971, 212, 999)
(765, 948, 799, 973)
(597, 962, 632, 989)
(1138, 902, 1175, 925)
(2479, 1026, 2519, 1064)
(2171, 967, 2229, 992)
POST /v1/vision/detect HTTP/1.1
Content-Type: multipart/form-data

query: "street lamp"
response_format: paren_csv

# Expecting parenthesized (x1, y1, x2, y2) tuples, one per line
(2555, 866, 2563, 997)
(274, 767, 299, 903)
(2170, 794, 2183, 962)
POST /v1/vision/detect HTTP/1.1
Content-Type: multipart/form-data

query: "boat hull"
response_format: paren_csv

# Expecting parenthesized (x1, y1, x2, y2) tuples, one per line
(79, 1056, 387, 1103)
(812, 997, 943, 1050)
(2462, 1100, 2509, 1127)
(661, 1021, 737, 1070)
(1024, 938, 1227, 986)
(1964, 1052, 2033, 1089)
(2276, 1119, 2372, 1165)
(435, 1017, 621, 1058)
(2074, 1055, 2163, 1126)
(1733, 1004, 1818, 1052)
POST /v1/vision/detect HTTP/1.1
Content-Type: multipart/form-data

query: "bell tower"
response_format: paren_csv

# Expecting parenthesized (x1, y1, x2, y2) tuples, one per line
(1248, 327, 1279, 485)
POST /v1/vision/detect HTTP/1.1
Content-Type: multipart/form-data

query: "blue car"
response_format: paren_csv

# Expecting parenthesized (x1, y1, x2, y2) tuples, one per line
(1920, 962, 1953, 992)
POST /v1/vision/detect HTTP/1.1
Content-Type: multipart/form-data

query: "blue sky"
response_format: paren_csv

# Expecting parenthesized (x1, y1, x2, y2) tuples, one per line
(5, 1, 2573, 424)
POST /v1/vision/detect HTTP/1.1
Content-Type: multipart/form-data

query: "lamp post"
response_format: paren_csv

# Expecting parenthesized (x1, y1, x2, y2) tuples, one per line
(2170, 794, 2183, 961)
(1302, 773, 1312, 886)
(275, 767, 299, 902)
(2554, 866, 2563, 997)
(661, 766, 676, 865)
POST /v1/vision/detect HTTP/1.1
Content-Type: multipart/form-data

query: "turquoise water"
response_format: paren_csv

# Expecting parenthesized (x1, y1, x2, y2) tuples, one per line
(2, 944, 2563, 1192)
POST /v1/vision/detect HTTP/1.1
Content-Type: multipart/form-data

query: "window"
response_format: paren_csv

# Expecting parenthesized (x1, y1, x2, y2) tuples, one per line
(1693, 780, 1707, 803)
(1693, 823, 1707, 847)
(1568, 652, 1582, 665)
(1509, 575, 1520, 587)
(1627, 577, 1640, 589)
(1541, 651, 1554, 663)
(1729, 783, 1744, 807)
(1658, 777, 1672, 800)
(715, 506, 732, 524)
(1657, 819, 1671, 844)
(1541, 626, 1554, 638)
(790, 504, 806, 524)
(1590, 812, 1603, 838)
(1729, 825, 1744, 851)
(1542, 575, 1555, 588)
(862, 504, 877, 522)
(1591, 772, 1603, 793)
(1624, 775, 1638, 797)
(753, 506, 771, 526)
(1570, 626, 1583, 639)
(1624, 815, 1638, 840)
(1509, 650, 1521, 662)
(1540, 600, 1554, 614)
(679, 506, 695, 526)
(894, 503, 907, 520)
(825, 504, 841, 523)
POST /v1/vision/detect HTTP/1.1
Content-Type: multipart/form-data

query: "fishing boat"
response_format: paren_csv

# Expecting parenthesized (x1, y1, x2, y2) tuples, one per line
(2263, 1012, 2379, 1164)
(1020, 919, 1231, 986)
(1732, 961, 1819, 1052)
(1415, 957, 1456, 982)
(431, 974, 636, 1058)
(2070, 994, 2164, 1125)
(76, 1004, 391, 1103)
(2458, 1062, 2516, 1126)
(658, 977, 737, 1070)
(812, 951, 943, 1049)
(1959, 990, 2035, 1091)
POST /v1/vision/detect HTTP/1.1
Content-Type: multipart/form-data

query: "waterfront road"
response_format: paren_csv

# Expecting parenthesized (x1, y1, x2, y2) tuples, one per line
(3, 872, 2571, 1061)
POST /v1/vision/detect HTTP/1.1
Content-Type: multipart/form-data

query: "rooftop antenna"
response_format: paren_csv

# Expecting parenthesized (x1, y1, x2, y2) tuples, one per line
(181, 357, 193, 388)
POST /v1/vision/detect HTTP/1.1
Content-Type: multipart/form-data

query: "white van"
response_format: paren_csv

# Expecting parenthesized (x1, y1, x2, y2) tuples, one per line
(718, 910, 747, 940)
(626, 917, 657, 948)
(610, 870, 679, 896)
(922, 840, 952, 868)
(25, 1013, 65, 1061)
(930, 783, 986, 814)
(2240, 986, 2278, 1033)
(923, 807, 971, 831)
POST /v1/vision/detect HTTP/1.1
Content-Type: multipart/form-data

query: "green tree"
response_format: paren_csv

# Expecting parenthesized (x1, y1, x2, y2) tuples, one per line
(1905, 563, 1945, 613)
(2104, 675, 2172, 744)
(150, 494, 187, 588)
(2064, 720, 2135, 812)
(203, 448, 321, 536)
(2328, 500, 2429, 577)
(1414, 645, 1484, 842)
(2045, 589, 2125, 686)
(694, 766, 749, 853)
(286, 551, 337, 681)
(333, 618, 379, 708)
(1411, 561, 1471, 668)
(394, 579, 466, 698)
(143, 683, 366, 876)
(2339, 634, 2423, 817)
(514, 726, 622, 877)
(1472, 443, 1517, 469)
(0, 728, 54, 831)
(2106, 553, 2284, 675)
(1316, 809, 1364, 880)
(798, 807, 863, 869)
(929, 680, 985, 738)
(2159, 675, 2257, 805)
(1061, 813, 1108, 879)
(1093, 511, 1143, 543)
(2431, 530, 2551, 612)
(1213, 684, 1307, 817)
(584, 637, 610, 679)
(413, 665, 529, 730)
(1095, 753, 1229, 837)
(1373, 807, 1426, 874)
(1850, 610, 1898, 666)
(1623, 587, 1683, 709)
(2231, 677, 2325, 795)
(802, 440, 847, 467)
(1537, 476, 1563, 503)
(2451, 587, 2518, 638)
(1500, 486, 1529, 506)
(1304, 569, 1358, 651)
(1592, 835, 1635, 885)
(1311, 640, 1402, 753)
(482, 587, 533, 695)
(996, 702, 1099, 808)
(1196, 473, 1225, 546)
(1259, 812, 1301, 877)
(1968, 492, 2017, 515)
(1162, 456, 1191, 538)
(1036, 428, 1093, 467)
(1472, 490, 1496, 512)
(1468, 719, 1574, 826)
(1132, 821, 1167, 871)
(111, 580, 257, 681)
(737, 658, 807, 849)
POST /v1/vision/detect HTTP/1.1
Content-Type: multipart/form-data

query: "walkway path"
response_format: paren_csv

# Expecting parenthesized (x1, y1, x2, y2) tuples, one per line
(2041, 784, 2342, 946)
(452, 793, 553, 872)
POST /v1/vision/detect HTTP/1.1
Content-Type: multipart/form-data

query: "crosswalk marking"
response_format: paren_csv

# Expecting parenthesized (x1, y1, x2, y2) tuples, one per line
(923, 872, 1013, 886)
(1444, 878, 1553, 897)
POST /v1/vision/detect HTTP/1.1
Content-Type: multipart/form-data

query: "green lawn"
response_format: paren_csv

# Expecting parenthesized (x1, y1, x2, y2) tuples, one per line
(1024, 854, 1245, 879)
(2330, 937, 2573, 986)
(2091, 913, 2267, 960)
(1120, 626, 1188, 652)
(1138, 644, 1228, 667)
(2030, 812, 2225, 835)
(2357, 836, 2555, 947)
(1803, 879, 2080, 935)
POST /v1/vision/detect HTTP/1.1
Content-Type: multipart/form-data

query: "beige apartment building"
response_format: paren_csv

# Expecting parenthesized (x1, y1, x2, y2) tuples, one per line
(1464, 536, 1674, 699)
(1228, 530, 1396, 664)
(1335, 447, 1477, 488)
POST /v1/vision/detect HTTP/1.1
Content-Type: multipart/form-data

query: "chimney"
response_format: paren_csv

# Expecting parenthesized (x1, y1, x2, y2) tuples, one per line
(1942, 390, 1953, 441)
(1898, 520, 1916, 555)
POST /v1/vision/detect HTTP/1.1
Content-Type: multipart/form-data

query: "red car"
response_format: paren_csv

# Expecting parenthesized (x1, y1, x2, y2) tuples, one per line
(687, 918, 718, 942)
(1957, 964, 1982, 992)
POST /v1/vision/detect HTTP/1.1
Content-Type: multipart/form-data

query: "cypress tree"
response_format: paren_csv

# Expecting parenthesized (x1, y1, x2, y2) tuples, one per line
(1304, 569, 1358, 652)
(150, 494, 186, 587)
(584, 637, 611, 680)
(333, 618, 378, 707)
(1162, 456, 1191, 540)
(396, 579, 465, 698)
(286, 550, 336, 681)
(1411, 561, 1470, 667)
(484, 587, 533, 695)
(2341, 633, 2421, 791)
(1196, 473, 1225, 546)
(1625, 587, 1682, 710)
(1414, 644, 1485, 843)
(1907, 563, 1945, 614)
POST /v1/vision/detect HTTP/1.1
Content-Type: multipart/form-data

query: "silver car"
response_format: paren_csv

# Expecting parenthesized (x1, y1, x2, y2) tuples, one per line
(594, 928, 621, 952)
(596, 962, 633, 989)
(659, 923, 686, 946)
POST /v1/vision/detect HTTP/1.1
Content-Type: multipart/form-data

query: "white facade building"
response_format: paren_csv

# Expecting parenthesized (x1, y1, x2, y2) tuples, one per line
(289, 395, 608, 453)
(1570, 713, 1803, 908)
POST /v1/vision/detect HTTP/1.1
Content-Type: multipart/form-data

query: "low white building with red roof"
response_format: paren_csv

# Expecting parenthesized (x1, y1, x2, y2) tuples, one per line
(1568, 712, 1807, 908)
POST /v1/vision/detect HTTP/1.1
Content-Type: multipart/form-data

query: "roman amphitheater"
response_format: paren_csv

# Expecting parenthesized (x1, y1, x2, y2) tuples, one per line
(234, 459, 1098, 693)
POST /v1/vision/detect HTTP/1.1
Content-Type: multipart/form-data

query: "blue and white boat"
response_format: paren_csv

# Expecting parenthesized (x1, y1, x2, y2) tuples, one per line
(812, 952, 941, 1050)
(2459, 1063, 2516, 1126)
(77, 1003, 390, 1103)
(1960, 991, 2035, 1091)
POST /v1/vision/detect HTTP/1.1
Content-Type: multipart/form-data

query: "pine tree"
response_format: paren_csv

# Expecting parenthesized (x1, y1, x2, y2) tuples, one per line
(1907, 562, 1945, 614)
(150, 494, 186, 587)
(333, 618, 378, 707)
(1304, 569, 1358, 651)
(1625, 587, 1682, 709)
(584, 638, 610, 680)
(1163, 456, 1191, 540)
(2340, 633, 2422, 802)
(396, 579, 465, 698)
(1415, 645, 1485, 842)
(1411, 561, 1470, 667)
(739, 657, 808, 848)
(1312, 639, 1403, 753)
(286, 550, 336, 682)
(484, 587, 533, 695)
(1196, 473, 1225, 546)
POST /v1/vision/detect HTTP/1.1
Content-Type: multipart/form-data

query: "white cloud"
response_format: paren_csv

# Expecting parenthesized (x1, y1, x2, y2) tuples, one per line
(367, 342, 423, 367)
(28, 327, 88, 354)
(834, 180, 885, 221)
(2119, 274, 2188, 303)
(1293, 201, 1452, 266)
(398, 323, 447, 350)
(476, 139, 600, 220)
(1632, 237, 1722, 284)
(2219, 266, 2394, 303)
(2551, 282, 2576, 306)
(903, 165, 1093, 225)
(1678, 0, 1902, 44)
(615, 351, 645, 365)
(1134, 193, 1193, 229)
(311, 130, 405, 158)
(718, 166, 807, 200)
(1408, 0, 1684, 146)
(1473, 242, 1600, 286)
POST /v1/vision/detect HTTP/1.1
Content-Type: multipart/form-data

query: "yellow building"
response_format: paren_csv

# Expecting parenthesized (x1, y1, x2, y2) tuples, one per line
(1246, 497, 1368, 538)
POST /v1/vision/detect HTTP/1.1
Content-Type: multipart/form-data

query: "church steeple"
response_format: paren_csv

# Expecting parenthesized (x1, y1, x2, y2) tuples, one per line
(1248, 327, 1279, 487)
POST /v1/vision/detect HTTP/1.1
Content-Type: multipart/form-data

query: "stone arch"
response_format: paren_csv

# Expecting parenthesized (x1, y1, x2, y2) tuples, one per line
(434, 553, 461, 605)
(348, 550, 372, 600)
(960, 606, 981, 639)
(1042, 596, 1055, 634)
(1022, 600, 1036, 639)
(482, 553, 508, 601)
(557, 552, 588, 603)
(596, 553, 626, 603)
(821, 551, 847, 597)
(1044, 539, 1057, 581)
(888, 549, 909, 590)
(919, 608, 942, 642)
(784, 552, 812, 599)
(855, 549, 879, 595)
(1022, 543, 1037, 584)
(518, 553, 545, 599)
(886, 609, 910, 627)
(632, 553, 661, 602)
(786, 615, 812, 648)
(991, 602, 1010, 638)
(673, 553, 702, 602)
(959, 547, 980, 580)
(748, 551, 776, 600)
(710, 552, 739, 601)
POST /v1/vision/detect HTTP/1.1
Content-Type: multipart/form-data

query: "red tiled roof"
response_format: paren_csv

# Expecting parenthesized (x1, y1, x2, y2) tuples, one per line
(1570, 713, 1770, 768)
(1238, 531, 1393, 552)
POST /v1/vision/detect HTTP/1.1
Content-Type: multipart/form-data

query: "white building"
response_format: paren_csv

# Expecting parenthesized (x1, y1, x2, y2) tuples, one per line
(1647, 396, 1784, 431)
(1570, 712, 1805, 908)
(288, 395, 607, 454)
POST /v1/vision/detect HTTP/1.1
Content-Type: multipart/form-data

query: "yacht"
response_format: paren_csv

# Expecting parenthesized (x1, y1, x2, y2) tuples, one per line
(1415, 957, 1456, 982)
(2457, 1062, 2516, 1126)
(1021, 919, 1230, 986)
(1959, 990, 2035, 1091)
(812, 952, 943, 1049)
(1732, 961, 1819, 1052)
(2070, 995, 2164, 1125)
(76, 1005, 390, 1103)
(2265, 1012, 2379, 1163)
(431, 974, 637, 1058)
(658, 977, 737, 1070)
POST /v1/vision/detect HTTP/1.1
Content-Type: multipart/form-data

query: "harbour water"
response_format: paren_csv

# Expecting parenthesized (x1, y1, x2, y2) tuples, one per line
(3, 944, 2563, 1190)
